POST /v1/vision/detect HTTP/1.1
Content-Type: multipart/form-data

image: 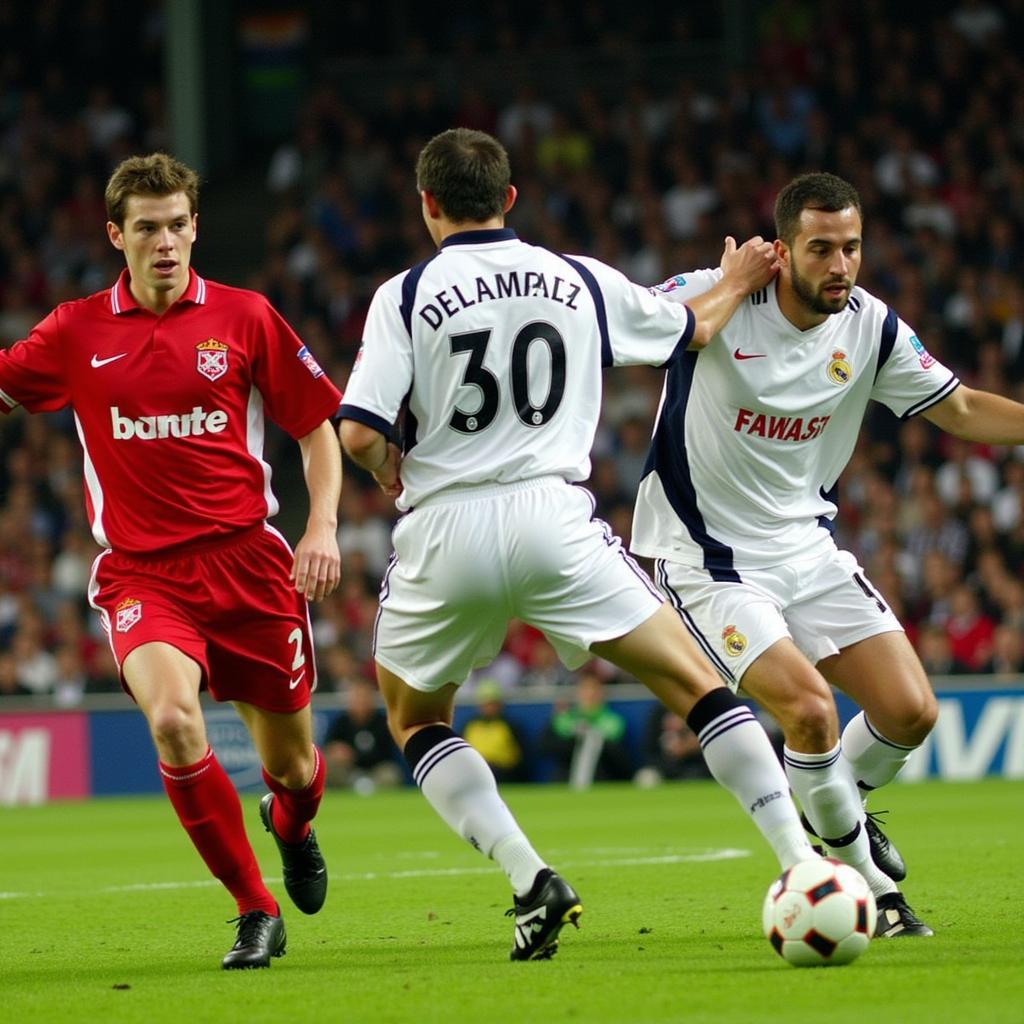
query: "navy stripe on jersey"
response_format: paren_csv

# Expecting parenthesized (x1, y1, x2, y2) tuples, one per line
(750, 287, 768, 305)
(656, 560, 736, 683)
(902, 374, 960, 419)
(338, 403, 391, 437)
(641, 352, 741, 581)
(816, 482, 838, 534)
(873, 306, 899, 381)
(558, 255, 612, 367)
(399, 251, 442, 336)
(847, 294, 861, 312)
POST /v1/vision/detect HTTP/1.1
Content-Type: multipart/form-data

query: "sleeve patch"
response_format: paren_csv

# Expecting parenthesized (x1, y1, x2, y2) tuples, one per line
(908, 334, 935, 369)
(653, 274, 687, 293)
(297, 344, 325, 379)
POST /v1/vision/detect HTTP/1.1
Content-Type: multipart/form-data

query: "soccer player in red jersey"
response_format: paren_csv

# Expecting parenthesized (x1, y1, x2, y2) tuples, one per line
(0, 154, 343, 969)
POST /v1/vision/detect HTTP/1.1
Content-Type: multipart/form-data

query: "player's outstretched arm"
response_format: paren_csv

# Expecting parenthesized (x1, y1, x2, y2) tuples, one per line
(924, 384, 1024, 444)
(339, 419, 403, 500)
(685, 236, 780, 348)
(293, 420, 342, 602)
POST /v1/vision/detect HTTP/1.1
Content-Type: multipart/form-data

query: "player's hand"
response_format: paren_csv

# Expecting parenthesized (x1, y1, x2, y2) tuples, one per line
(719, 235, 780, 294)
(372, 442, 403, 500)
(291, 524, 341, 602)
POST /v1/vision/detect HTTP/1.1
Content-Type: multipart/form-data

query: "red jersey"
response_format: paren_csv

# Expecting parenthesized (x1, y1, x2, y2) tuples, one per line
(0, 270, 341, 554)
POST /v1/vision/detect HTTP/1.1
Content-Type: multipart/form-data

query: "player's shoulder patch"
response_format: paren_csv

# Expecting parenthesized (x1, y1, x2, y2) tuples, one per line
(297, 345, 325, 379)
(653, 273, 687, 293)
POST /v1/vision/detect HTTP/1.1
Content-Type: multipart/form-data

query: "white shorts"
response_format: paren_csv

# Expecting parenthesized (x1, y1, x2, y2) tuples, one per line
(654, 547, 903, 691)
(374, 477, 663, 692)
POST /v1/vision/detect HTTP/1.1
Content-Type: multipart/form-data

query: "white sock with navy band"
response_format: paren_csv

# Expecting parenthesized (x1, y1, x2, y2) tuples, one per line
(840, 711, 917, 795)
(687, 688, 816, 869)
(404, 724, 546, 896)
(784, 741, 896, 897)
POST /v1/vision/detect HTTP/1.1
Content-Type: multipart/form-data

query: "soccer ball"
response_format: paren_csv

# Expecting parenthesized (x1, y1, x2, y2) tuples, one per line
(762, 857, 876, 967)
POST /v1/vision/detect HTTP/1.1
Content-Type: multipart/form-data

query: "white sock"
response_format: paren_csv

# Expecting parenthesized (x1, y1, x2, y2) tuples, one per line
(841, 711, 917, 796)
(688, 690, 817, 870)
(784, 742, 896, 898)
(405, 725, 546, 895)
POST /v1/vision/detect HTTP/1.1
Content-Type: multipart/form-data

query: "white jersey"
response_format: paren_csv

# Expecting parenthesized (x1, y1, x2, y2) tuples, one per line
(340, 228, 695, 510)
(631, 269, 960, 573)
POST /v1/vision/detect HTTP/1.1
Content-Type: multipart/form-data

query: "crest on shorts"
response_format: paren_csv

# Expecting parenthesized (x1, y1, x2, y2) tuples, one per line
(115, 597, 143, 633)
(826, 350, 852, 386)
(196, 338, 229, 381)
(721, 624, 747, 657)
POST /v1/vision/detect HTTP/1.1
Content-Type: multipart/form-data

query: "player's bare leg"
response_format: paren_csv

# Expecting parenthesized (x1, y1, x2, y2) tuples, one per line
(820, 631, 938, 886)
(741, 639, 932, 935)
(125, 643, 285, 967)
(377, 665, 581, 961)
(235, 702, 328, 916)
(591, 604, 816, 870)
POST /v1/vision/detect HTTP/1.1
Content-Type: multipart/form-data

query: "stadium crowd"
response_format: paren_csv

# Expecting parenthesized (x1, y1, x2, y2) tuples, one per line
(3, 0, 1024, 704)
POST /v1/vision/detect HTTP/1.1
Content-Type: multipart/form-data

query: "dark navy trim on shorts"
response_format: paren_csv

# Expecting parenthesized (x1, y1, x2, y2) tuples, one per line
(655, 560, 735, 684)
(574, 485, 663, 602)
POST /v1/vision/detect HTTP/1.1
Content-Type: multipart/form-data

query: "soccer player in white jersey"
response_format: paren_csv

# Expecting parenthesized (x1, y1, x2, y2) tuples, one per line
(634, 170, 1024, 937)
(339, 128, 823, 962)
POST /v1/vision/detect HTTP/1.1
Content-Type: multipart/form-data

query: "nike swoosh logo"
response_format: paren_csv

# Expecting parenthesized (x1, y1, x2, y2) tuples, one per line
(91, 353, 128, 368)
(733, 349, 767, 360)
(289, 671, 305, 690)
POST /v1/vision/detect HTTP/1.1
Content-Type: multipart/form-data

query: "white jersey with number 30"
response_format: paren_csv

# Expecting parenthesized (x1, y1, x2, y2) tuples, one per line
(340, 228, 695, 510)
(631, 269, 961, 574)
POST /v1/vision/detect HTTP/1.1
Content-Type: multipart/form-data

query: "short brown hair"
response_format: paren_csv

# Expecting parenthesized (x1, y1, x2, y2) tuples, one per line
(773, 172, 861, 245)
(415, 128, 510, 224)
(105, 152, 200, 227)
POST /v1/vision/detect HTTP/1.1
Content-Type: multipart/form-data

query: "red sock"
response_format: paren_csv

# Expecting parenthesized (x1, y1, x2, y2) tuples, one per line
(160, 747, 277, 916)
(262, 746, 324, 844)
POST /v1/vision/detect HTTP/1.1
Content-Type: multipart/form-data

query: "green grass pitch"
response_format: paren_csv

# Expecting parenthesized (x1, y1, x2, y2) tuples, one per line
(2, 779, 1022, 1024)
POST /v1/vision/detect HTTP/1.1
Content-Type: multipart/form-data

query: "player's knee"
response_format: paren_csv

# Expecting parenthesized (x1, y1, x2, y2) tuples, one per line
(148, 701, 204, 752)
(783, 689, 837, 751)
(890, 689, 938, 745)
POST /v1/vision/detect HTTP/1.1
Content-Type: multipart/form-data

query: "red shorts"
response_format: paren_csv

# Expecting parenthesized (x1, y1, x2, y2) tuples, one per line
(88, 524, 317, 713)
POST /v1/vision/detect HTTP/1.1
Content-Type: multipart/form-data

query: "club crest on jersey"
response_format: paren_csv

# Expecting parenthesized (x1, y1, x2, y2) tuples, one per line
(827, 350, 852, 386)
(653, 274, 687, 293)
(196, 339, 229, 381)
(297, 345, 325, 379)
(721, 624, 747, 656)
(115, 598, 143, 633)
(909, 334, 935, 369)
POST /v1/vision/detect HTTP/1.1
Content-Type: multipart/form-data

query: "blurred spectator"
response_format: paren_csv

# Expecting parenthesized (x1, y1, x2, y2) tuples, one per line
(635, 705, 710, 786)
(915, 622, 972, 675)
(539, 670, 634, 786)
(944, 583, 996, 671)
(462, 680, 529, 783)
(322, 677, 402, 792)
(0, 650, 30, 697)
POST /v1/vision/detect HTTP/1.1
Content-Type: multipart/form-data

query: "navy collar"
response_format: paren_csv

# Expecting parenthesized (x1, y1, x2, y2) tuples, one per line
(440, 227, 517, 248)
